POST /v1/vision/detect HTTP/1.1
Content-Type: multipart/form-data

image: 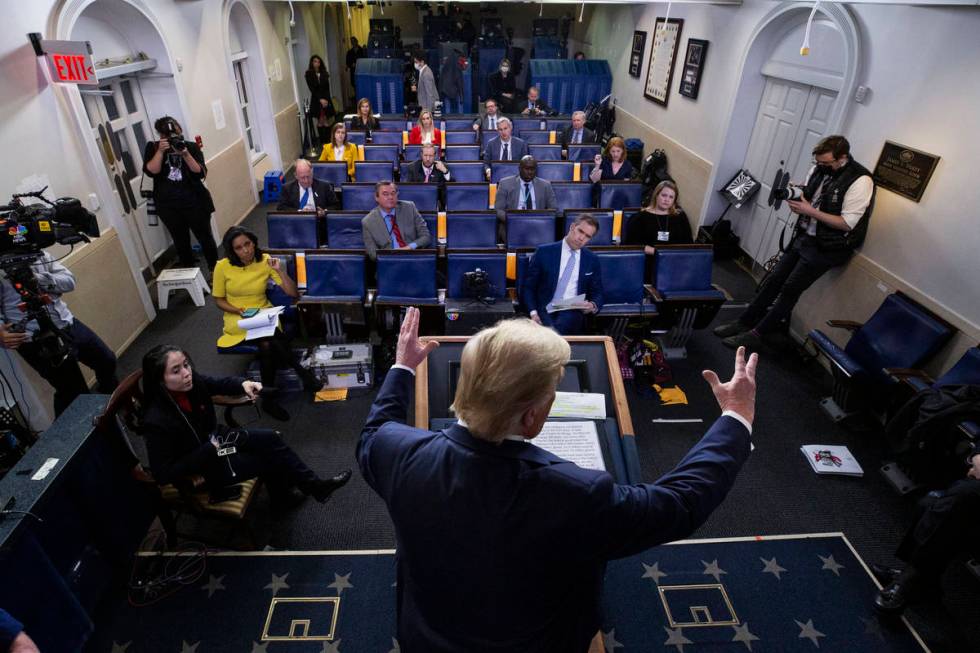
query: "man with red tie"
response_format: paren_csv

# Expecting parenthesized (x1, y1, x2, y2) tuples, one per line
(403, 144, 451, 186)
(361, 181, 432, 261)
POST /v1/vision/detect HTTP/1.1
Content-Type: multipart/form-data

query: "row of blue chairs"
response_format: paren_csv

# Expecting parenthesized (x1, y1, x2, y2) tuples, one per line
(269, 209, 636, 251)
(342, 115, 575, 135)
(343, 160, 589, 185)
(317, 144, 601, 173)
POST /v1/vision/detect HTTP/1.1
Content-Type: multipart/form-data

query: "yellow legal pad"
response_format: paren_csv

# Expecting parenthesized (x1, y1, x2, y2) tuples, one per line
(315, 388, 349, 402)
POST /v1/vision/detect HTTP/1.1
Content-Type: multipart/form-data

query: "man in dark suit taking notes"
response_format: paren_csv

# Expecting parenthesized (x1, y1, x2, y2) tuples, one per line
(276, 159, 336, 215)
(358, 308, 757, 653)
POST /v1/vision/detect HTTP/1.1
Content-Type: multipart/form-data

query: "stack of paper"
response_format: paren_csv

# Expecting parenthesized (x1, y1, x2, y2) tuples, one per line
(800, 444, 864, 477)
(548, 392, 607, 419)
(237, 306, 285, 340)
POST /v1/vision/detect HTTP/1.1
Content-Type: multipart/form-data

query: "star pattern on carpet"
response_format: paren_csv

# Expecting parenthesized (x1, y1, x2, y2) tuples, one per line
(329, 572, 354, 595)
(265, 572, 290, 595)
(701, 559, 728, 582)
(387, 638, 400, 653)
(603, 628, 624, 651)
(201, 574, 226, 598)
(641, 562, 667, 584)
(179, 641, 200, 653)
(111, 642, 131, 653)
(860, 616, 886, 641)
(818, 554, 844, 577)
(795, 619, 826, 647)
(731, 622, 760, 651)
(663, 626, 693, 652)
(321, 639, 342, 652)
(760, 556, 787, 580)
(250, 643, 268, 653)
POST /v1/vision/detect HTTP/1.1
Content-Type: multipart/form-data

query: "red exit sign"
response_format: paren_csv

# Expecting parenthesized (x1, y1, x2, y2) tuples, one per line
(38, 38, 98, 86)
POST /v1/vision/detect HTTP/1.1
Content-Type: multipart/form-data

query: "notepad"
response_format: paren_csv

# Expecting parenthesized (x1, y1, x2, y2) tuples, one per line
(800, 444, 864, 477)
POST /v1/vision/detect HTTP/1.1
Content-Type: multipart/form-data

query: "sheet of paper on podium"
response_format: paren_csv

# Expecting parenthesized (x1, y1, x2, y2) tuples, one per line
(549, 392, 607, 419)
(533, 421, 605, 471)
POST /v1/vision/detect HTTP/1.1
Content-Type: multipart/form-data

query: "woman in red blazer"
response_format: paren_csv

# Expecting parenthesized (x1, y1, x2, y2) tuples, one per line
(407, 109, 442, 149)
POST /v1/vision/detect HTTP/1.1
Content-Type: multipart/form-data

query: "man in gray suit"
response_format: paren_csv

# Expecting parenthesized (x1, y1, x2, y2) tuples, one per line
(494, 156, 558, 242)
(471, 98, 502, 131)
(413, 50, 438, 113)
(362, 181, 432, 261)
(483, 117, 529, 179)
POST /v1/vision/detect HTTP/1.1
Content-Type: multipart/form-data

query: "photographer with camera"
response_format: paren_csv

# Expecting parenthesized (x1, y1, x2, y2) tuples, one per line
(0, 251, 117, 416)
(142, 117, 219, 273)
(714, 135, 875, 350)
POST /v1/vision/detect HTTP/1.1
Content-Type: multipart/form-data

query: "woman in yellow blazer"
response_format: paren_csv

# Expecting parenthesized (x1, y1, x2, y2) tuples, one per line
(319, 122, 360, 180)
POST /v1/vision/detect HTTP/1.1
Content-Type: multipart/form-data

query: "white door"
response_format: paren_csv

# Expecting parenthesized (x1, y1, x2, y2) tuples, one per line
(740, 77, 838, 266)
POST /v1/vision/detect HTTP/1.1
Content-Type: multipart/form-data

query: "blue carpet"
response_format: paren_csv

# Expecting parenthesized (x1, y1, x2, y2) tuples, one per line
(90, 534, 925, 652)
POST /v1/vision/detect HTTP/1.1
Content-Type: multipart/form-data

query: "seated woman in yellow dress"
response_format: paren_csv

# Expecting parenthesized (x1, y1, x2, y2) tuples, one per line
(318, 122, 359, 180)
(212, 226, 318, 421)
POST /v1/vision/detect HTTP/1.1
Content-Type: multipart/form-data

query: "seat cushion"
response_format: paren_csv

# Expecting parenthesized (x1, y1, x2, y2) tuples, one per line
(659, 289, 726, 301)
(600, 303, 645, 316)
(218, 344, 259, 355)
(161, 478, 259, 519)
(299, 295, 362, 304)
(809, 329, 865, 379)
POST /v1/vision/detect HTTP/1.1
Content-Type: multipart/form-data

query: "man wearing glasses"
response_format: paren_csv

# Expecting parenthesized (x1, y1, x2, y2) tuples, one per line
(714, 135, 875, 350)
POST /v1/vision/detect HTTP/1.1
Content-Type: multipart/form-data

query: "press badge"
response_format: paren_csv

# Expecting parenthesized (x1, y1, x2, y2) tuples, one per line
(657, 231, 670, 242)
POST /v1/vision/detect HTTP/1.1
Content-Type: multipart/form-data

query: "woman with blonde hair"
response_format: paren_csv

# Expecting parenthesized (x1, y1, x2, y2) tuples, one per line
(588, 136, 634, 182)
(407, 109, 442, 149)
(350, 97, 380, 133)
(318, 122, 360, 179)
(623, 180, 693, 281)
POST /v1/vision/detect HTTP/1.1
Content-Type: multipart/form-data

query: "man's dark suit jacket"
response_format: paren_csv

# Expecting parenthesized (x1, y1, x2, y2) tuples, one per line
(523, 240, 604, 328)
(276, 179, 336, 212)
(358, 367, 752, 652)
(402, 159, 449, 186)
(482, 136, 529, 167)
(560, 126, 597, 149)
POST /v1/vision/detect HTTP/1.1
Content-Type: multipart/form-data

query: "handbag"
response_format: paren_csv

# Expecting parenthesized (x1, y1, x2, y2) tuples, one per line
(138, 174, 158, 226)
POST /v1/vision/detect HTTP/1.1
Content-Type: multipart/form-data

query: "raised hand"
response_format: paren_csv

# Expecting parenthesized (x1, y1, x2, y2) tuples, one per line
(396, 307, 439, 370)
(702, 346, 758, 426)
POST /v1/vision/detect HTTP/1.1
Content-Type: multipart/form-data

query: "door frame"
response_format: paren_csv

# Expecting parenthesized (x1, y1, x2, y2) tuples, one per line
(704, 2, 861, 233)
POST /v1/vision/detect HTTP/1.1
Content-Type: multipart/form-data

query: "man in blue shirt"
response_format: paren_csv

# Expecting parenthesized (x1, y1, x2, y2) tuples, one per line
(360, 181, 432, 261)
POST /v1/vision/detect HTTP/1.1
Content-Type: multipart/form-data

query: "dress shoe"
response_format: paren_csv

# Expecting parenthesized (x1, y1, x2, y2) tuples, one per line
(261, 398, 290, 422)
(722, 329, 767, 351)
(307, 469, 353, 503)
(713, 320, 751, 338)
(299, 368, 322, 393)
(873, 567, 937, 615)
(270, 487, 307, 513)
(869, 563, 903, 585)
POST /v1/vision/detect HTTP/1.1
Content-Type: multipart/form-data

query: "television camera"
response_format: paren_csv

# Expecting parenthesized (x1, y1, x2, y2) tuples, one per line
(0, 188, 100, 365)
(463, 268, 495, 305)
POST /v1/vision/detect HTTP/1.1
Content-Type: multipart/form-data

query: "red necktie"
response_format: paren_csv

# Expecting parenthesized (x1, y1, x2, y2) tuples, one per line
(388, 215, 407, 248)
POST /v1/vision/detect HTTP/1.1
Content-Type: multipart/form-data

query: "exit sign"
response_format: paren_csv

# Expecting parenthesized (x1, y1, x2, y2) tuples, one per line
(38, 38, 98, 86)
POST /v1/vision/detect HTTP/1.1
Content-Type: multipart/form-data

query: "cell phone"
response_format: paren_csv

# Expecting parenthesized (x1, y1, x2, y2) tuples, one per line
(242, 308, 260, 318)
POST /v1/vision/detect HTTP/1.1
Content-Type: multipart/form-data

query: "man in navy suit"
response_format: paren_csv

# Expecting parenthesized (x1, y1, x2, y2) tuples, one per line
(358, 307, 758, 652)
(276, 159, 336, 214)
(523, 213, 604, 335)
(483, 117, 528, 179)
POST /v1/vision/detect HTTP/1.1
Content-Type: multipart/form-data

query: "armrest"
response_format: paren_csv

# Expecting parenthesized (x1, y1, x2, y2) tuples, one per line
(884, 367, 933, 384)
(713, 283, 733, 301)
(826, 319, 863, 331)
(213, 394, 255, 428)
(645, 285, 663, 302)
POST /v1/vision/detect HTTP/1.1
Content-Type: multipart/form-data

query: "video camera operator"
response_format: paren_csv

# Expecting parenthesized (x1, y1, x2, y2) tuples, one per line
(0, 250, 117, 417)
(142, 117, 219, 273)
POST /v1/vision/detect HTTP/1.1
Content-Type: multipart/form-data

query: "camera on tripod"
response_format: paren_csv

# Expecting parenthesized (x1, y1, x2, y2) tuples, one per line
(164, 119, 187, 152)
(463, 268, 495, 304)
(766, 166, 805, 211)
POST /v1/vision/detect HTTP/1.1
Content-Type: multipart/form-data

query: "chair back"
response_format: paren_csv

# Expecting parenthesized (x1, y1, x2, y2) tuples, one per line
(520, 130, 553, 145)
(444, 117, 478, 130)
(445, 145, 481, 161)
(446, 212, 497, 248)
(362, 144, 400, 163)
(313, 162, 348, 185)
(528, 144, 562, 161)
(341, 183, 378, 210)
(480, 130, 499, 151)
(304, 253, 366, 301)
(654, 246, 715, 292)
(267, 213, 320, 249)
(563, 211, 614, 246)
(506, 211, 558, 249)
(537, 161, 575, 182)
(446, 252, 508, 300)
(376, 252, 438, 303)
(597, 250, 646, 305)
(370, 130, 404, 146)
(346, 131, 366, 146)
(444, 130, 478, 145)
(404, 145, 425, 162)
(568, 144, 602, 162)
(490, 161, 520, 183)
(546, 118, 571, 132)
(325, 212, 366, 249)
(598, 182, 644, 211)
(512, 118, 544, 135)
(378, 118, 408, 130)
(446, 184, 490, 210)
(935, 346, 980, 387)
(95, 370, 145, 463)
(552, 183, 594, 212)
(355, 161, 396, 183)
(447, 162, 486, 182)
(397, 184, 439, 212)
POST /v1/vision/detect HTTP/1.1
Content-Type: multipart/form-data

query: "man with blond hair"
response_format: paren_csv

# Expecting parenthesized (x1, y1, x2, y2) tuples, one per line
(358, 307, 758, 652)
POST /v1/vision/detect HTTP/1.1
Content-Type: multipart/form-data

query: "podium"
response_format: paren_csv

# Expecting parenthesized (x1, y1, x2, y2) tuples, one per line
(414, 335, 641, 484)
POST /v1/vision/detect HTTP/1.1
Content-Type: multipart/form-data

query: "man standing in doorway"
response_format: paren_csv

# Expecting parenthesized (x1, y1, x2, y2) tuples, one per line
(714, 135, 875, 349)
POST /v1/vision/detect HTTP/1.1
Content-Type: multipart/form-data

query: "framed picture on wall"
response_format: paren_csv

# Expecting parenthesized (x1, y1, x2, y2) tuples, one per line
(644, 18, 684, 107)
(679, 38, 709, 99)
(629, 31, 647, 78)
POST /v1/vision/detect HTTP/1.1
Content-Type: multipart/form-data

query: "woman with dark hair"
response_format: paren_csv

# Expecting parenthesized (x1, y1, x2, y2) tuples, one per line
(318, 122, 360, 180)
(623, 180, 693, 281)
(588, 136, 634, 182)
(488, 58, 516, 113)
(140, 344, 351, 509)
(212, 226, 317, 420)
(305, 54, 334, 145)
(350, 97, 381, 135)
(142, 116, 219, 271)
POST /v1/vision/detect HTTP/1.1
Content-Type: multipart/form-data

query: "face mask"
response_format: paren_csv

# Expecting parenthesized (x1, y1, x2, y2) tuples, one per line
(500, 66, 510, 74)
(816, 163, 834, 175)
(414, 63, 422, 71)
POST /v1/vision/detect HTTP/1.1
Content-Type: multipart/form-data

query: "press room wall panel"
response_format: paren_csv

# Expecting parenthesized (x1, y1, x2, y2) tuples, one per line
(206, 139, 257, 235)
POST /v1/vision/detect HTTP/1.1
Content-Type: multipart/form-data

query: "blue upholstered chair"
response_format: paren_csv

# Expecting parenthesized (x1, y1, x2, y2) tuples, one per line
(369, 131, 404, 146)
(651, 245, 727, 358)
(347, 131, 367, 146)
(598, 182, 644, 211)
(341, 183, 378, 211)
(355, 161, 396, 183)
(300, 253, 366, 304)
(375, 251, 439, 306)
(528, 144, 562, 161)
(218, 251, 299, 354)
(520, 131, 554, 145)
(505, 210, 558, 249)
(545, 118, 571, 133)
(404, 145, 425, 162)
(312, 162, 348, 185)
(567, 145, 602, 162)
(397, 184, 439, 212)
(480, 130, 499, 151)
(552, 183, 595, 212)
(892, 345, 980, 393)
(444, 130, 478, 145)
(443, 117, 479, 130)
(446, 252, 508, 300)
(490, 161, 521, 183)
(378, 118, 408, 130)
(446, 212, 498, 249)
(562, 211, 614, 246)
(447, 162, 486, 182)
(267, 213, 321, 249)
(362, 144, 400, 163)
(421, 212, 437, 244)
(595, 248, 656, 339)
(513, 250, 535, 313)
(325, 212, 366, 250)
(808, 292, 955, 422)
(445, 145, 481, 161)
(537, 161, 575, 182)
(446, 183, 490, 210)
(512, 118, 544, 135)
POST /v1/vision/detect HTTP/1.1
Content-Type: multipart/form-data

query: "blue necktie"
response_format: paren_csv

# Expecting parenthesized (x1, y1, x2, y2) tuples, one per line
(550, 250, 578, 308)
(502, 142, 509, 160)
(300, 188, 311, 209)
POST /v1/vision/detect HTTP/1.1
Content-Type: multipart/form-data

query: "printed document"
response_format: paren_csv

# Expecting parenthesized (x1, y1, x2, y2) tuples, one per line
(549, 392, 607, 419)
(237, 306, 285, 340)
(533, 421, 606, 471)
(547, 293, 587, 313)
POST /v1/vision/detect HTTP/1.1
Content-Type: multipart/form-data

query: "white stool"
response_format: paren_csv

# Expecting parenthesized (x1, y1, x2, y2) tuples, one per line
(157, 268, 211, 309)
